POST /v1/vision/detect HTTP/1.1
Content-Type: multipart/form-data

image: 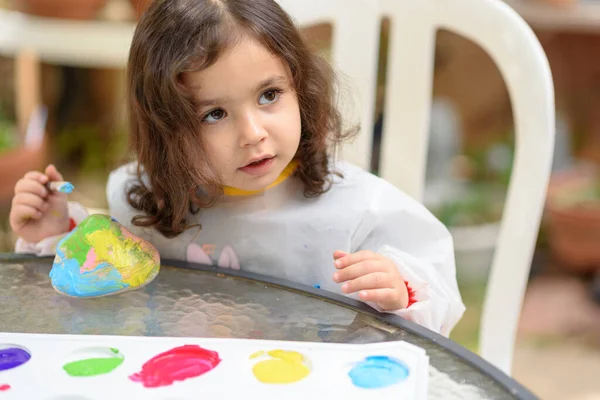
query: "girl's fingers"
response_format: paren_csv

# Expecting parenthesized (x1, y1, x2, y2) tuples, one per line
(12, 192, 48, 212)
(340, 272, 392, 294)
(334, 250, 377, 269)
(333, 250, 347, 261)
(10, 204, 43, 226)
(359, 288, 405, 311)
(44, 164, 64, 182)
(14, 178, 48, 197)
(24, 171, 48, 184)
(333, 260, 385, 283)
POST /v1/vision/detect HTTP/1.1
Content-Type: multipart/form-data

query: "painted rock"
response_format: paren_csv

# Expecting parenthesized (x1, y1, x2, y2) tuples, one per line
(50, 214, 160, 298)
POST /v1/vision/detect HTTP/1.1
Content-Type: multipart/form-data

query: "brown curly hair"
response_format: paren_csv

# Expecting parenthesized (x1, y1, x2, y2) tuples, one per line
(127, 0, 356, 238)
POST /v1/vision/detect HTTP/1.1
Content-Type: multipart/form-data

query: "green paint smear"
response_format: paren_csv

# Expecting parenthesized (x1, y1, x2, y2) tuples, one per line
(59, 215, 122, 265)
(63, 357, 124, 377)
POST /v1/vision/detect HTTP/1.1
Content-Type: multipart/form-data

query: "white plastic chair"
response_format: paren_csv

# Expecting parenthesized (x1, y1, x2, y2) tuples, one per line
(277, 0, 380, 170)
(377, 0, 555, 374)
(279, 0, 554, 374)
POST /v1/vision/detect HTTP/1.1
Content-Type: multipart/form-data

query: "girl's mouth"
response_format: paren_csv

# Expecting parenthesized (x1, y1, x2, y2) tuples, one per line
(239, 156, 275, 175)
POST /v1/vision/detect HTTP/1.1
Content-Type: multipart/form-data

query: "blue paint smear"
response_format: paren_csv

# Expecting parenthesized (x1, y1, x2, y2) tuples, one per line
(57, 182, 74, 193)
(348, 356, 409, 389)
(50, 246, 129, 298)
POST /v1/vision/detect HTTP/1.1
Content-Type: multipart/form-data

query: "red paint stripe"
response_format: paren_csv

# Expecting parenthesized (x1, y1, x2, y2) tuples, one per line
(404, 280, 417, 307)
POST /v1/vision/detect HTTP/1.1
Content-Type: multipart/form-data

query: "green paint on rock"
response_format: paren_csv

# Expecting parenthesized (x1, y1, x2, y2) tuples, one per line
(59, 214, 122, 265)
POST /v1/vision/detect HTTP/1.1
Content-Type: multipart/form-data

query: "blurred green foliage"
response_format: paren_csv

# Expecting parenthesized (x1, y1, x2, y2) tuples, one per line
(0, 107, 16, 153)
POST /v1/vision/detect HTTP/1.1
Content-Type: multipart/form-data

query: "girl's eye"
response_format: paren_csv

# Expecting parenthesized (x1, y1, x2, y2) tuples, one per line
(203, 109, 226, 124)
(258, 89, 282, 105)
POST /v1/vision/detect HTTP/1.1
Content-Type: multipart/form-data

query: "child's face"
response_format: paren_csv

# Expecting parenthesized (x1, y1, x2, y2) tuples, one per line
(183, 37, 302, 192)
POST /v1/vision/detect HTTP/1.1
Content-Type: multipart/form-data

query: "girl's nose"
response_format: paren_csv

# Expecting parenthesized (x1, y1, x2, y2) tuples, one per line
(238, 112, 268, 147)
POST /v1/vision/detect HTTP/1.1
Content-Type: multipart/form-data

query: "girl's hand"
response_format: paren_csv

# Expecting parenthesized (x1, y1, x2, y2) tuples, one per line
(332, 250, 409, 311)
(9, 164, 70, 243)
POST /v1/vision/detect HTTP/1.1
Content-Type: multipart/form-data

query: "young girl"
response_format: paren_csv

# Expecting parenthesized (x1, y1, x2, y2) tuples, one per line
(9, 0, 464, 336)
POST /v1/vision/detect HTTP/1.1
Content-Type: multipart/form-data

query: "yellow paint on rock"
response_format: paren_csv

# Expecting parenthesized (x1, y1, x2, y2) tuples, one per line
(86, 229, 155, 287)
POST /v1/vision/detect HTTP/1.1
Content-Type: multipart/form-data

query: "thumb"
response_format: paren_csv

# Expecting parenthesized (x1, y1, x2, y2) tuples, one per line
(45, 164, 64, 182)
(333, 250, 347, 260)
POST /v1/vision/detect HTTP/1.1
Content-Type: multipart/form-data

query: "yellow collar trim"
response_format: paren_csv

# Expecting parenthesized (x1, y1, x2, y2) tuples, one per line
(223, 160, 299, 197)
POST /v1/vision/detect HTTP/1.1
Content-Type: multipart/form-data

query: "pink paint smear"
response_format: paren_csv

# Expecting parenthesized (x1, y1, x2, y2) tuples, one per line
(80, 248, 97, 273)
(129, 345, 221, 388)
(0, 384, 10, 391)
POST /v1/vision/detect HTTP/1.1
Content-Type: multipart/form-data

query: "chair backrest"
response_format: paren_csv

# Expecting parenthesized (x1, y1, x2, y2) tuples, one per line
(377, 0, 555, 374)
(277, 0, 380, 170)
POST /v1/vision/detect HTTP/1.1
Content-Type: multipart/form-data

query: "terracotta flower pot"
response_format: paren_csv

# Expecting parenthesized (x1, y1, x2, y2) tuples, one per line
(14, 0, 107, 20)
(545, 165, 600, 273)
(129, 0, 152, 19)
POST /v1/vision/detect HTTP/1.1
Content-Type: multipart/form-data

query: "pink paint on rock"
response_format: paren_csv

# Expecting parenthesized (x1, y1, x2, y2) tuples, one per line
(80, 248, 98, 273)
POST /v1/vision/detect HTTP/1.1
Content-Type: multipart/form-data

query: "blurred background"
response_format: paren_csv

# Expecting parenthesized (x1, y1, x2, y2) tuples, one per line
(1, 0, 600, 398)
